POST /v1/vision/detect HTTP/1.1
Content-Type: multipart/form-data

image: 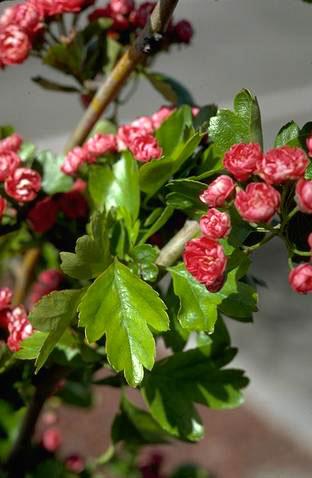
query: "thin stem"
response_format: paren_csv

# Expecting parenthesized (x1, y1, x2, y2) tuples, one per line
(291, 248, 312, 257)
(13, 248, 40, 305)
(64, 0, 180, 152)
(243, 232, 277, 255)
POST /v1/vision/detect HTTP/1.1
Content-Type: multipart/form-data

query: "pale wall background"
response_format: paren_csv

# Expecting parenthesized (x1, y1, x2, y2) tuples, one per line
(1, 0, 312, 452)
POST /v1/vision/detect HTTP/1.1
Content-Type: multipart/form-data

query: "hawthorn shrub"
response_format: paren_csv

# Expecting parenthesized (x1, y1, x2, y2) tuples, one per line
(0, 0, 312, 477)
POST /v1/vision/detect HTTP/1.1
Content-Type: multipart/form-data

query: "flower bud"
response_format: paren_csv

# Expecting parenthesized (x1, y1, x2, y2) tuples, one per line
(295, 178, 312, 214)
(223, 143, 262, 181)
(289, 263, 312, 294)
(0, 151, 21, 181)
(200, 175, 235, 208)
(200, 208, 231, 240)
(234, 182, 280, 223)
(5, 168, 41, 202)
(174, 19, 193, 44)
(257, 146, 308, 184)
(0, 25, 31, 66)
(129, 134, 163, 162)
(27, 196, 58, 233)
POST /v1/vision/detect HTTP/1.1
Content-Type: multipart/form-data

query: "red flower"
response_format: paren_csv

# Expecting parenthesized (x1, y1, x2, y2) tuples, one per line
(117, 124, 144, 150)
(306, 134, 312, 157)
(0, 309, 11, 329)
(6, 305, 33, 352)
(42, 427, 62, 452)
(35, 0, 89, 16)
(151, 105, 175, 129)
(0, 151, 20, 181)
(0, 25, 31, 66)
(0, 133, 22, 154)
(129, 134, 163, 162)
(110, 0, 134, 16)
(27, 196, 58, 233)
(223, 143, 262, 181)
(174, 19, 193, 44)
(130, 2, 155, 28)
(295, 178, 312, 214)
(61, 146, 89, 176)
(84, 133, 117, 159)
(289, 263, 312, 294)
(29, 269, 63, 306)
(1, 2, 44, 36)
(183, 237, 227, 288)
(131, 115, 154, 134)
(308, 233, 312, 250)
(200, 175, 236, 208)
(57, 190, 88, 219)
(5, 168, 41, 202)
(0, 196, 7, 218)
(88, 6, 111, 22)
(65, 454, 85, 473)
(257, 146, 308, 184)
(0, 287, 13, 311)
(200, 208, 231, 240)
(234, 182, 281, 223)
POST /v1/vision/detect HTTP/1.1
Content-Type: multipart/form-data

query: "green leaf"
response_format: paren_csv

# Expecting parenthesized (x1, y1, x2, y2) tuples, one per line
(104, 37, 121, 74)
(15, 331, 48, 360)
(156, 105, 193, 155)
(0, 125, 14, 139)
(193, 104, 218, 131)
(163, 285, 190, 353)
(88, 151, 140, 223)
(142, 346, 249, 441)
(19, 142, 36, 162)
(169, 264, 221, 333)
(78, 259, 169, 386)
(166, 179, 207, 216)
(305, 161, 312, 179)
(140, 131, 201, 196)
(139, 206, 174, 244)
(208, 89, 263, 155)
(112, 395, 170, 446)
(32, 76, 80, 93)
(89, 118, 117, 137)
(43, 42, 83, 78)
(144, 71, 195, 106)
(29, 289, 84, 372)
(219, 281, 258, 321)
(130, 244, 159, 282)
(37, 150, 73, 195)
(170, 464, 211, 478)
(274, 121, 300, 147)
(61, 210, 112, 280)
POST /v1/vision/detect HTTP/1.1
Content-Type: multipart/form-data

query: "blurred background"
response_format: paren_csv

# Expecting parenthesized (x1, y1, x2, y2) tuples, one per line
(1, 0, 312, 476)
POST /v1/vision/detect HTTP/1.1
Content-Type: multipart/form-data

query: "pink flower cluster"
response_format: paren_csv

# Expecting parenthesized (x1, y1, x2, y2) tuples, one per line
(29, 269, 64, 307)
(61, 106, 175, 175)
(89, 0, 193, 44)
(0, 287, 33, 352)
(0, 133, 41, 214)
(27, 180, 88, 233)
(0, 0, 92, 67)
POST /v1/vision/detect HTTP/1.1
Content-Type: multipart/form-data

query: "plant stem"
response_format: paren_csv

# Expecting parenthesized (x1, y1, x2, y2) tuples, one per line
(243, 232, 277, 254)
(5, 366, 67, 477)
(13, 248, 40, 305)
(156, 220, 200, 268)
(64, 0, 180, 152)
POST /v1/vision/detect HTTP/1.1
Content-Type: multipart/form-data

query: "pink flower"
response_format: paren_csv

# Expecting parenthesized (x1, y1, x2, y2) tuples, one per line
(0, 133, 23, 154)
(174, 19, 193, 44)
(71, 178, 87, 192)
(151, 105, 175, 129)
(7, 305, 33, 352)
(65, 454, 85, 473)
(200, 175, 236, 208)
(27, 197, 58, 233)
(0, 288, 13, 311)
(308, 233, 312, 250)
(295, 178, 312, 214)
(306, 134, 312, 157)
(192, 106, 200, 117)
(183, 237, 227, 289)
(117, 124, 144, 150)
(84, 133, 117, 159)
(61, 147, 89, 176)
(0, 25, 31, 66)
(234, 182, 281, 223)
(0, 309, 11, 329)
(257, 146, 308, 184)
(0, 196, 7, 218)
(131, 116, 154, 134)
(130, 2, 155, 28)
(110, 0, 134, 16)
(57, 190, 88, 219)
(29, 269, 63, 306)
(42, 427, 62, 452)
(223, 143, 262, 181)
(0, 151, 21, 181)
(129, 134, 163, 162)
(0, 6, 16, 29)
(289, 263, 312, 294)
(35, 0, 89, 16)
(200, 208, 231, 240)
(1, 2, 44, 37)
(5, 168, 41, 202)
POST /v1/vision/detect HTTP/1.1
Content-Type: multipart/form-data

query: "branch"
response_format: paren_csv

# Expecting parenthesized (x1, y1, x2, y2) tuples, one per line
(13, 248, 40, 305)
(156, 220, 200, 268)
(64, 0, 180, 152)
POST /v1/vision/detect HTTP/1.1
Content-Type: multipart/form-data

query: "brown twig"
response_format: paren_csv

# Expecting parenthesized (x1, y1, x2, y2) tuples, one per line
(13, 248, 41, 305)
(64, 0, 180, 152)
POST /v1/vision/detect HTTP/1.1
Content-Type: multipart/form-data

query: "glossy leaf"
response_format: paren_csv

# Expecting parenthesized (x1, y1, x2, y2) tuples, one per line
(274, 121, 300, 147)
(144, 71, 195, 105)
(142, 346, 249, 441)
(37, 150, 73, 195)
(32, 76, 80, 93)
(139, 206, 174, 244)
(209, 89, 263, 155)
(61, 210, 112, 280)
(78, 259, 169, 386)
(169, 263, 221, 333)
(130, 244, 159, 282)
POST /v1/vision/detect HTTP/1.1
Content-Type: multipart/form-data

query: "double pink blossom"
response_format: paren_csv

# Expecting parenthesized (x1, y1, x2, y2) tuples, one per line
(84, 133, 117, 158)
(7, 305, 33, 352)
(289, 263, 312, 294)
(0, 133, 22, 154)
(0, 25, 31, 65)
(129, 134, 163, 162)
(257, 146, 308, 184)
(0, 287, 13, 311)
(200, 175, 236, 208)
(183, 237, 227, 290)
(61, 147, 89, 176)
(295, 178, 312, 214)
(110, 0, 134, 16)
(0, 151, 21, 181)
(223, 143, 262, 181)
(200, 208, 231, 240)
(151, 105, 175, 129)
(5, 167, 41, 202)
(234, 182, 280, 223)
